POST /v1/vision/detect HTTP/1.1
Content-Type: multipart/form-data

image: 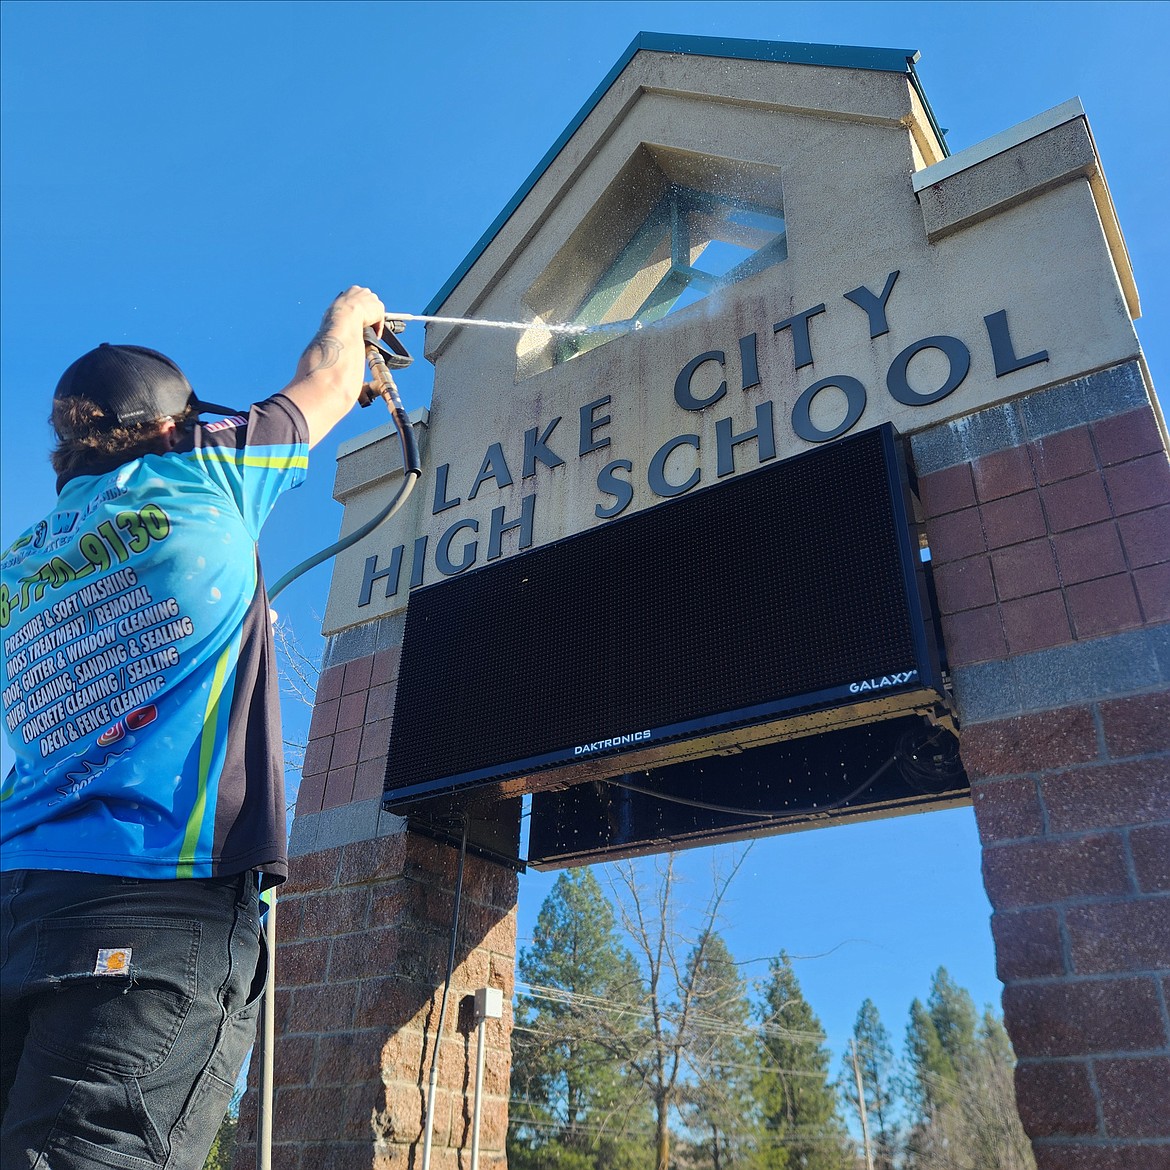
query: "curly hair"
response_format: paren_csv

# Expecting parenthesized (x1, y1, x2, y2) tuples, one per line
(50, 397, 196, 480)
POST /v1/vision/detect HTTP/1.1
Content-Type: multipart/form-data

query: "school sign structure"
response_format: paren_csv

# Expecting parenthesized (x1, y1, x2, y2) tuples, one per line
(236, 35, 1169, 1170)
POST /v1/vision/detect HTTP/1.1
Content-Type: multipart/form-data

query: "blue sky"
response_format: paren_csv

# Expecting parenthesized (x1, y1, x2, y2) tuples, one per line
(3, 0, 1167, 1068)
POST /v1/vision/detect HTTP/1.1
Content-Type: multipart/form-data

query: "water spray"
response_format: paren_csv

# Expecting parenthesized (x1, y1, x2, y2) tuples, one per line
(385, 311, 644, 337)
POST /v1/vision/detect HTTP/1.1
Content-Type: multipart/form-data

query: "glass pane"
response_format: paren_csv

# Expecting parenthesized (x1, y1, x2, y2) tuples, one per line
(557, 183, 786, 363)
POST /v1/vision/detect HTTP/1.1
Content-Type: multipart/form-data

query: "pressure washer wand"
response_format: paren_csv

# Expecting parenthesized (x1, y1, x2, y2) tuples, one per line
(267, 323, 421, 602)
(359, 322, 422, 475)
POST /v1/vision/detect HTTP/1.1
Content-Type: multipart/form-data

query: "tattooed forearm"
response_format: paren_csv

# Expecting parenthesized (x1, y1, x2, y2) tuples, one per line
(301, 327, 343, 374)
(284, 289, 383, 444)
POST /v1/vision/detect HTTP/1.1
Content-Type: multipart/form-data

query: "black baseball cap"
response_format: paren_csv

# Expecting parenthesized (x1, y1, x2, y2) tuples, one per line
(53, 343, 241, 435)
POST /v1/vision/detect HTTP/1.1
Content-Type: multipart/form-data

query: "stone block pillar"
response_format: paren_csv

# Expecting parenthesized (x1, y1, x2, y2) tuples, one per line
(913, 360, 1170, 1168)
(235, 618, 518, 1170)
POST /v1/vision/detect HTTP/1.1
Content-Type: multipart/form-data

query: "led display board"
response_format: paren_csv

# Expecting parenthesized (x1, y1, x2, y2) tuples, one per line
(382, 424, 952, 842)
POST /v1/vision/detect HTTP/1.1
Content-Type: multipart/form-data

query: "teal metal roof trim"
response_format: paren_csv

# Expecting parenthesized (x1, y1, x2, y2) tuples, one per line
(425, 32, 945, 315)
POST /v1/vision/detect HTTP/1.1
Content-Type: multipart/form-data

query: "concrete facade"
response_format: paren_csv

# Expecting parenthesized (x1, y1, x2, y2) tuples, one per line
(239, 35, 1168, 1168)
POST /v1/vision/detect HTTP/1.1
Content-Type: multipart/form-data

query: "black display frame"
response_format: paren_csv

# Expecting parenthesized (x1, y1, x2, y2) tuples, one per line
(383, 423, 949, 816)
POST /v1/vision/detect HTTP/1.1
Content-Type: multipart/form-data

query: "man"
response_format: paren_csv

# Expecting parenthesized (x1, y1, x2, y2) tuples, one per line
(0, 286, 386, 1168)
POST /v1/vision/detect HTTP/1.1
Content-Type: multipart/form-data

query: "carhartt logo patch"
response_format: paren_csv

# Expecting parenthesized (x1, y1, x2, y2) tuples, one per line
(94, 948, 132, 975)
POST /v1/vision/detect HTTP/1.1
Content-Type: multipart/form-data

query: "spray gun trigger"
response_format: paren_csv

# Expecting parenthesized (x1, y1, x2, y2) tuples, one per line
(366, 328, 414, 370)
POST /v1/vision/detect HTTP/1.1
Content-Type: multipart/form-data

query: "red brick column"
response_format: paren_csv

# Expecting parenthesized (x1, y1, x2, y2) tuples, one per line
(296, 645, 401, 816)
(965, 699, 1169, 1167)
(235, 833, 517, 1170)
(915, 369, 1170, 1167)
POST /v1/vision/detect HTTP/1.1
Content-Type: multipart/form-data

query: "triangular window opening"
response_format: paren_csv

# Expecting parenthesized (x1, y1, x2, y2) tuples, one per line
(556, 185, 787, 364)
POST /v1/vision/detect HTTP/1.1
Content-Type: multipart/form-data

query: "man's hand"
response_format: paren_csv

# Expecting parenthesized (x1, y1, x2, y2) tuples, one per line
(328, 286, 386, 339)
(282, 287, 387, 448)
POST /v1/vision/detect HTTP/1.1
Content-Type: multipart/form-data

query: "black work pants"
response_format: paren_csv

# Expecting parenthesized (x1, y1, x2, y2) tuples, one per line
(1, 869, 266, 1170)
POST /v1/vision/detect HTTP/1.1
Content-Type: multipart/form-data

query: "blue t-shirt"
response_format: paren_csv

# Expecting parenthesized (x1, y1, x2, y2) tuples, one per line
(1, 395, 309, 884)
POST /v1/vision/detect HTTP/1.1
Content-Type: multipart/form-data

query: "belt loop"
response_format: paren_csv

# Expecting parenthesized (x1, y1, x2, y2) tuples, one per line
(236, 870, 252, 909)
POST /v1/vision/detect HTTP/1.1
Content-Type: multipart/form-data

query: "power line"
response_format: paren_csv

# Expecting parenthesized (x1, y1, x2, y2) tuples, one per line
(517, 981, 830, 1044)
(507, 1111, 859, 1150)
(512, 1027, 837, 1084)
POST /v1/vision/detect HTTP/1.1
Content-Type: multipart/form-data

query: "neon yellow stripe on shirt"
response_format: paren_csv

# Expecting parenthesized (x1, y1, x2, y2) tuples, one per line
(187, 450, 309, 471)
(177, 641, 233, 877)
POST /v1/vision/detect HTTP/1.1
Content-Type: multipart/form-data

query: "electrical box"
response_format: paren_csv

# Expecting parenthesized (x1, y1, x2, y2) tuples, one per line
(474, 987, 504, 1021)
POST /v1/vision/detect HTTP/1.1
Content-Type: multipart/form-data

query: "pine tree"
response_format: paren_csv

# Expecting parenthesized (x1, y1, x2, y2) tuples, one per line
(977, 1008, 1014, 1069)
(903, 975, 1035, 1170)
(905, 997, 952, 1118)
(679, 931, 761, 1170)
(510, 869, 652, 1170)
(840, 999, 899, 1170)
(755, 953, 853, 1170)
(906, 969, 980, 1121)
(928, 969, 978, 1075)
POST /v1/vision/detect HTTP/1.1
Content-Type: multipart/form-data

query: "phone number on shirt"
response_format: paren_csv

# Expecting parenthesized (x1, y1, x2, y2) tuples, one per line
(0, 504, 172, 630)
